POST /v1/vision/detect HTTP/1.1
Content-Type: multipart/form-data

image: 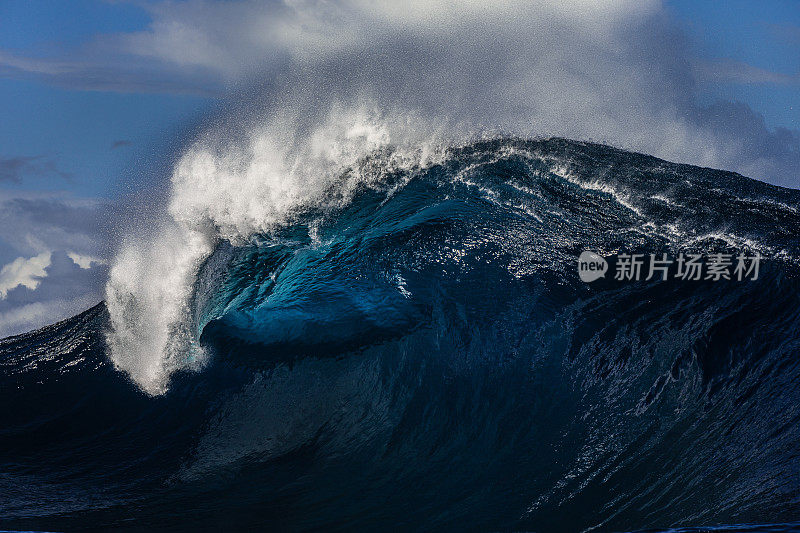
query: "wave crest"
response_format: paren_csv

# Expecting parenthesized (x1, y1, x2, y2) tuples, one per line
(105, 105, 440, 394)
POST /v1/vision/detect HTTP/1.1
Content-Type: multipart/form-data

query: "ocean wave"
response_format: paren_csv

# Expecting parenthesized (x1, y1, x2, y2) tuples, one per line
(3, 138, 800, 531)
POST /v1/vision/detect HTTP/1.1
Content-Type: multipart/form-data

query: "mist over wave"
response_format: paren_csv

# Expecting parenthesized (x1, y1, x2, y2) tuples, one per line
(105, 105, 443, 394)
(97, 0, 799, 185)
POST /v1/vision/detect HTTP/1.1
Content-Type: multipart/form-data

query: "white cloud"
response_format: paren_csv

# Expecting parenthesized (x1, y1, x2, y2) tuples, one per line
(0, 191, 111, 260)
(0, 294, 100, 338)
(67, 252, 105, 270)
(0, 252, 51, 299)
(0, 301, 51, 337)
(114, 0, 663, 83)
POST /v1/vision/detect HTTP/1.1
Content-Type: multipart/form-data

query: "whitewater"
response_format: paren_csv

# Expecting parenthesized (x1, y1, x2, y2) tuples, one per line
(105, 106, 444, 394)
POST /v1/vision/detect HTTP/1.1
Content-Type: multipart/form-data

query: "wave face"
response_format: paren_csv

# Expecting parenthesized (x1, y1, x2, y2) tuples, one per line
(3, 138, 800, 531)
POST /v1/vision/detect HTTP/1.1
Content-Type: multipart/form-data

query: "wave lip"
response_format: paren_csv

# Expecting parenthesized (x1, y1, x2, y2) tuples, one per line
(104, 107, 437, 394)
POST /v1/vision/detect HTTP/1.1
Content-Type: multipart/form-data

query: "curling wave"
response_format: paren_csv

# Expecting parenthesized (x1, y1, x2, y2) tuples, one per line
(2, 138, 800, 531)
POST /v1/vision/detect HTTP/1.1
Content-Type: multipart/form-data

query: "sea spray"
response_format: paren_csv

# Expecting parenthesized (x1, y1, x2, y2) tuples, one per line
(105, 105, 444, 393)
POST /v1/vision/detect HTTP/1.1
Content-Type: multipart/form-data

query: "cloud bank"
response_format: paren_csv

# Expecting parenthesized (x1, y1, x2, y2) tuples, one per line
(0, 192, 112, 337)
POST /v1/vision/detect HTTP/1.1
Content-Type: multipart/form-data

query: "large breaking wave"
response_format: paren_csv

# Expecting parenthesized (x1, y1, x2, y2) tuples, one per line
(105, 106, 447, 394)
(2, 136, 800, 531)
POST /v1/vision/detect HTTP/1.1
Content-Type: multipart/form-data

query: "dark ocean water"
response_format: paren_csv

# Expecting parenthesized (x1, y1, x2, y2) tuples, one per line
(2, 138, 800, 531)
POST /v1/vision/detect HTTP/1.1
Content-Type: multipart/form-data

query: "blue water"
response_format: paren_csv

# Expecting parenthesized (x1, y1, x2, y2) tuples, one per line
(2, 139, 800, 531)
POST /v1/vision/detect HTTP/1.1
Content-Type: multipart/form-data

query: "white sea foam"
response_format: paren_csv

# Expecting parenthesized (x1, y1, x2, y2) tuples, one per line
(649, 194, 681, 207)
(106, 224, 213, 394)
(105, 105, 445, 394)
(550, 164, 644, 217)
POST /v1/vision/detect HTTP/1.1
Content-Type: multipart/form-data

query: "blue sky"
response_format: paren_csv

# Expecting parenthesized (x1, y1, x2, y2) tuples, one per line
(668, 0, 799, 130)
(0, 1, 212, 199)
(0, 0, 798, 336)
